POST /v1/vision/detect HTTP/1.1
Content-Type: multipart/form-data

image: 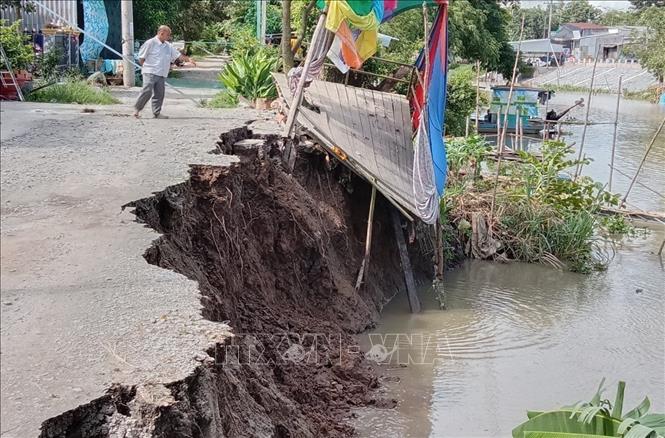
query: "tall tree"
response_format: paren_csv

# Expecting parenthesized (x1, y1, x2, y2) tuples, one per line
(280, 0, 317, 70)
(629, 0, 665, 10)
(637, 6, 665, 81)
(558, 0, 602, 24)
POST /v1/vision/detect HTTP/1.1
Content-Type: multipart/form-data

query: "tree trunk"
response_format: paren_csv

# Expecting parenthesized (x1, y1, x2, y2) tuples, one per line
(281, 0, 294, 71)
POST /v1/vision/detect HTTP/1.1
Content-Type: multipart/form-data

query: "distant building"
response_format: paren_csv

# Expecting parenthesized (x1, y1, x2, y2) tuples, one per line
(550, 22, 644, 61)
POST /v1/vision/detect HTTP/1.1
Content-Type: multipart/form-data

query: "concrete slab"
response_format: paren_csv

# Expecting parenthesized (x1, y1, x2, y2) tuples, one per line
(0, 98, 265, 437)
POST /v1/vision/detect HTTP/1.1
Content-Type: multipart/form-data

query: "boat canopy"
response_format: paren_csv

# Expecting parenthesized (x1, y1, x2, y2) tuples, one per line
(490, 86, 553, 118)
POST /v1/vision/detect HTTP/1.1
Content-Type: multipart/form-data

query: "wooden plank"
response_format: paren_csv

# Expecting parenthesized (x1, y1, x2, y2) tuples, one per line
(391, 208, 421, 313)
(358, 87, 384, 180)
(381, 91, 408, 189)
(355, 185, 377, 290)
(273, 74, 419, 218)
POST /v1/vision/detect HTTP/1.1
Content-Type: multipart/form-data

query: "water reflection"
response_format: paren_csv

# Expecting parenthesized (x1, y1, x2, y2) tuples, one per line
(484, 93, 665, 212)
(354, 227, 665, 437)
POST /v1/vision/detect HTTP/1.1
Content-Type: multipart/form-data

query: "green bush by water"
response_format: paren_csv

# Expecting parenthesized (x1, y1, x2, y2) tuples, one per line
(27, 81, 119, 105)
(442, 139, 622, 273)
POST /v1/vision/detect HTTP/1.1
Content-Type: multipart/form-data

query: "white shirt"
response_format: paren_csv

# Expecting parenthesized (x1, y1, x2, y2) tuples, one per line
(138, 37, 181, 78)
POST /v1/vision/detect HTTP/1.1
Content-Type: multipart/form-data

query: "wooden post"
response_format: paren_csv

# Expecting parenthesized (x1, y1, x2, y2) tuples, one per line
(609, 75, 623, 193)
(355, 185, 377, 290)
(391, 209, 421, 313)
(490, 14, 524, 222)
(574, 51, 600, 180)
(283, 8, 328, 139)
(621, 116, 665, 207)
(465, 116, 470, 137)
(475, 59, 481, 135)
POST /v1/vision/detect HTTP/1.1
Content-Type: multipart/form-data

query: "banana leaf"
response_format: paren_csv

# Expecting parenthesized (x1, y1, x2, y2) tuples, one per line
(524, 432, 614, 438)
(512, 411, 622, 438)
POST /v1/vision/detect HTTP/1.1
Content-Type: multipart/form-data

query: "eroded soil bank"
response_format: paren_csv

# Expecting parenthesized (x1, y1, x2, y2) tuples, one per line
(40, 127, 431, 437)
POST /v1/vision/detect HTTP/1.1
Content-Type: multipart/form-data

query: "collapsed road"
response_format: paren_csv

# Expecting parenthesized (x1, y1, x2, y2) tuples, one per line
(1, 101, 431, 437)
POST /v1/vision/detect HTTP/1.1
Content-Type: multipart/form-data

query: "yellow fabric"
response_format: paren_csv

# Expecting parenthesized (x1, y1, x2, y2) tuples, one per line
(325, 0, 379, 61)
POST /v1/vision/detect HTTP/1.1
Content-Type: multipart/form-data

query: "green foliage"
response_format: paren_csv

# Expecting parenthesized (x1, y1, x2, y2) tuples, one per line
(630, 0, 665, 10)
(507, 5, 559, 41)
(448, 0, 515, 78)
(218, 51, 278, 101)
(513, 141, 619, 212)
(635, 6, 665, 81)
(0, 19, 34, 71)
(446, 135, 491, 178)
(27, 81, 119, 105)
(559, 0, 602, 24)
(202, 90, 238, 108)
(133, 0, 229, 41)
(499, 202, 602, 273)
(513, 380, 665, 438)
(36, 48, 61, 81)
(445, 65, 488, 137)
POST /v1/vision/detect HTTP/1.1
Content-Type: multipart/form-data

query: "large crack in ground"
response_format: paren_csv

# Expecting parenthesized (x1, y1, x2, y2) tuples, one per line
(39, 126, 432, 437)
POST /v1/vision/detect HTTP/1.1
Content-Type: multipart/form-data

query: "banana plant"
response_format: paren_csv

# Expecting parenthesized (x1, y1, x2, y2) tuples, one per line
(513, 379, 665, 438)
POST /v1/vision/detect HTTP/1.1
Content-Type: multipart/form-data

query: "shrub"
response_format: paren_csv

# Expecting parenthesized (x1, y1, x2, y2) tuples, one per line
(218, 50, 278, 101)
(27, 81, 119, 105)
(0, 19, 34, 71)
(203, 90, 238, 108)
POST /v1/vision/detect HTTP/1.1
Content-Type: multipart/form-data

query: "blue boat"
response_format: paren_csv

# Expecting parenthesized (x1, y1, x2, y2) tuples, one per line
(472, 86, 555, 135)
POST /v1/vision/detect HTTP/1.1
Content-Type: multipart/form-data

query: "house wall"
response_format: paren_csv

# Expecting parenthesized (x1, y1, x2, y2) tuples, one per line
(0, 0, 77, 31)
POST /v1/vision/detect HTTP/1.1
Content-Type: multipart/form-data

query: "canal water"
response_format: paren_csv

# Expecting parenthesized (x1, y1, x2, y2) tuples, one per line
(353, 95, 665, 437)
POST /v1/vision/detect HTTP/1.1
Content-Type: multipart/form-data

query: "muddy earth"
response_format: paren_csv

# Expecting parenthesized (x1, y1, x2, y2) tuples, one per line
(39, 127, 432, 437)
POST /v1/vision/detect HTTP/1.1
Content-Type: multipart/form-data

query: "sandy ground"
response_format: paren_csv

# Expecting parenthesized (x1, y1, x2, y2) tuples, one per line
(0, 78, 266, 436)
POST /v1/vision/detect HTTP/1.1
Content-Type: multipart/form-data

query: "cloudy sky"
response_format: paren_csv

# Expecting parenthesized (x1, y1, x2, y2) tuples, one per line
(521, 1, 633, 10)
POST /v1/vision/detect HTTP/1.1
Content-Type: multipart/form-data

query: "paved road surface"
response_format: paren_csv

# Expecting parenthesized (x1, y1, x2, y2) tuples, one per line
(0, 87, 261, 437)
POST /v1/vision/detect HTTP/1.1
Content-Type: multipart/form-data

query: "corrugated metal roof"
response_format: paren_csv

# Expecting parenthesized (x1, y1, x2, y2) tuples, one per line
(509, 39, 564, 54)
(1, 0, 77, 31)
(564, 22, 607, 30)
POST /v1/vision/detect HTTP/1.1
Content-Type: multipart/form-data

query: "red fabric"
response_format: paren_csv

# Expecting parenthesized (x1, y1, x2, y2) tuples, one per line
(410, 4, 446, 132)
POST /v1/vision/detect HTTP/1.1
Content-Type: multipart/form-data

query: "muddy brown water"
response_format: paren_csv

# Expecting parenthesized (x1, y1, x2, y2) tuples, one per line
(353, 96, 665, 437)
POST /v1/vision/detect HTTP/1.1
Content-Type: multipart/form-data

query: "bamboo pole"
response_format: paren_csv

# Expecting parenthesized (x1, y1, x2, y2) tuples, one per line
(355, 185, 377, 290)
(607, 164, 665, 199)
(609, 75, 623, 193)
(574, 50, 600, 180)
(490, 14, 524, 223)
(283, 7, 328, 139)
(475, 59, 481, 135)
(620, 116, 665, 207)
(498, 14, 525, 152)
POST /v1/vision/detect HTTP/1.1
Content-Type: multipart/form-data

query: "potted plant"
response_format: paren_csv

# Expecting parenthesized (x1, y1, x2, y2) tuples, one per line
(218, 50, 278, 109)
(1, 19, 35, 99)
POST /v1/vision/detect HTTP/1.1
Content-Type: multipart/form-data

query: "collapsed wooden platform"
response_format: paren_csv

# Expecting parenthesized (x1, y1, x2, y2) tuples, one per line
(274, 74, 416, 219)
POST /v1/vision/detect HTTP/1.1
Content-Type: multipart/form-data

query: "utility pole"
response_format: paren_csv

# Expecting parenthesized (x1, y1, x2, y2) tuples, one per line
(256, 0, 267, 44)
(121, 0, 135, 87)
(547, 0, 553, 39)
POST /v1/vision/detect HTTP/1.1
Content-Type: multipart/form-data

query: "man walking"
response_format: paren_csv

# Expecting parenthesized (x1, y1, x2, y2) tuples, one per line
(133, 25, 194, 119)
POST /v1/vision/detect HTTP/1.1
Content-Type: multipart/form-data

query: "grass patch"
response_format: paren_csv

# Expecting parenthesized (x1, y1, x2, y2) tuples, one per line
(27, 81, 119, 105)
(201, 90, 238, 108)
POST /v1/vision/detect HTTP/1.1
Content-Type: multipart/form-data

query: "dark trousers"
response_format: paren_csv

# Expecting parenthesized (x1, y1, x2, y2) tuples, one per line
(134, 73, 166, 115)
